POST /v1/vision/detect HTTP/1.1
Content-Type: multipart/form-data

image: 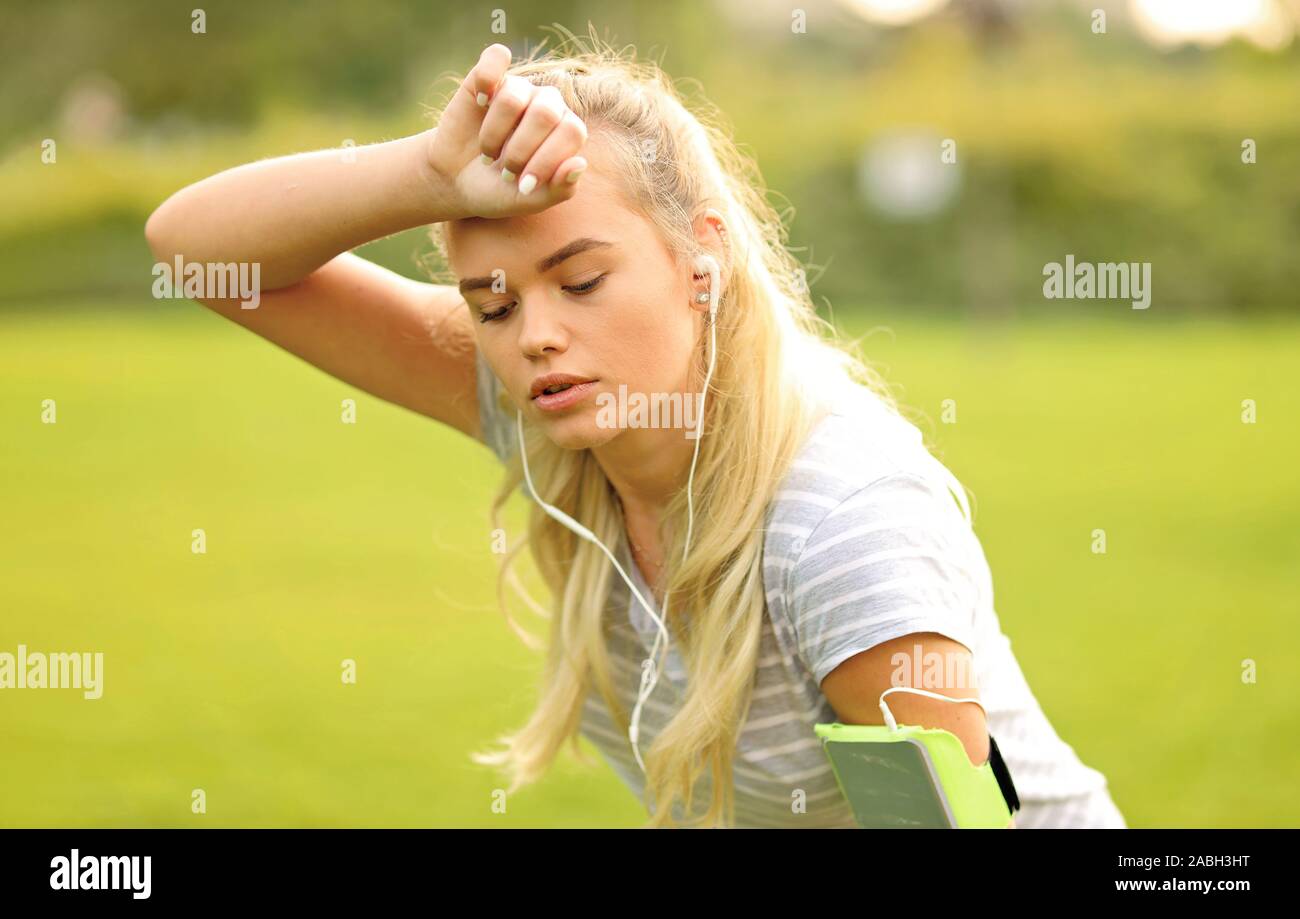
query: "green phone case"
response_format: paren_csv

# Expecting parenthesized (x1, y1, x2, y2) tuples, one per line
(814, 722, 1013, 828)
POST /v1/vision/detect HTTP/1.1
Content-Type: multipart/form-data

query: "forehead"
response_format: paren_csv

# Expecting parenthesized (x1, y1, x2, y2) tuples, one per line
(444, 144, 660, 273)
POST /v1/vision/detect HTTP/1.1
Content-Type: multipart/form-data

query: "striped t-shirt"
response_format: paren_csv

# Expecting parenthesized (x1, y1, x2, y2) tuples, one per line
(475, 354, 1127, 828)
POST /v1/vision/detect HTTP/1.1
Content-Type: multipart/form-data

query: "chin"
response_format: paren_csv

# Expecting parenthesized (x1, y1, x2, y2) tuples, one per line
(537, 410, 619, 451)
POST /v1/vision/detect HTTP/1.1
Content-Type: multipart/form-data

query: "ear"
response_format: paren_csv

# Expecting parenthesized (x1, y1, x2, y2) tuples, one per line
(688, 208, 730, 313)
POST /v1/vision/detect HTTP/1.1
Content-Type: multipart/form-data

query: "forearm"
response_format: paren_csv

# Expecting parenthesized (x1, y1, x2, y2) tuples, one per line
(145, 130, 453, 290)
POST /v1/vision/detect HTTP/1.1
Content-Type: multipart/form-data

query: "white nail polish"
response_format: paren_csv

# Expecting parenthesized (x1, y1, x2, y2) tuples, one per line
(565, 166, 586, 184)
(518, 174, 537, 195)
(501, 167, 516, 182)
(476, 92, 488, 107)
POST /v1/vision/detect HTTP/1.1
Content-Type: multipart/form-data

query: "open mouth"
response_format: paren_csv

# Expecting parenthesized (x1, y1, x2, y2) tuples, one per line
(531, 378, 597, 399)
(531, 379, 598, 410)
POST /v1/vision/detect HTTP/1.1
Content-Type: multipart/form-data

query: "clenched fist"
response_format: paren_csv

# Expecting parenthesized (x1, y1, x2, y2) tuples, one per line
(424, 43, 590, 220)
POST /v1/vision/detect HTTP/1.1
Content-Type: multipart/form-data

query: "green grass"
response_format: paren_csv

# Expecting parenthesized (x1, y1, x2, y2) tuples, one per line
(1, 303, 1296, 827)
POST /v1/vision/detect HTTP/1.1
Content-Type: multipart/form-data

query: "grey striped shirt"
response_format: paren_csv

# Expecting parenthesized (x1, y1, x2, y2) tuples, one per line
(475, 354, 1126, 828)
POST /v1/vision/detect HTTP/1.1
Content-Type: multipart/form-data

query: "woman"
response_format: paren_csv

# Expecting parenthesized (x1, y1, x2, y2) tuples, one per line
(145, 34, 1126, 829)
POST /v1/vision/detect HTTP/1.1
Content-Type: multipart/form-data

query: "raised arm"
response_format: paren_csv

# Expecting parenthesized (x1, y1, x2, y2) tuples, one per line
(144, 128, 456, 290)
(143, 43, 588, 439)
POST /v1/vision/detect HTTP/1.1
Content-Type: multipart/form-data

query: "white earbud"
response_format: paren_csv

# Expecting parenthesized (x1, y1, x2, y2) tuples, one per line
(515, 249, 722, 782)
(695, 254, 720, 318)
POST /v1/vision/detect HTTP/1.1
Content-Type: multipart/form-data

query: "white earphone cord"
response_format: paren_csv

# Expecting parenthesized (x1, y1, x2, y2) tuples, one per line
(877, 686, 988, 732)
(515, 254, 720, 780)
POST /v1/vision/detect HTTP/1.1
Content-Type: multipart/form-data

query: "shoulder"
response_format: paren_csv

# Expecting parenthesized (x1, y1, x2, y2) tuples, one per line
(765, 382, 973, 552)
(761, 384, 986, 682)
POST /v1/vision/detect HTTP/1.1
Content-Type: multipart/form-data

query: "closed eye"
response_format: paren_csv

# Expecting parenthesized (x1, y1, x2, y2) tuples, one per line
(478, 274, 607, 324)
(565, 274, 606, 295)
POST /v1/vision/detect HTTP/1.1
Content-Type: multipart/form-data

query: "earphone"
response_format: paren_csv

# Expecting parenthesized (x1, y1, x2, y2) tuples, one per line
(515, 252, 721, 782)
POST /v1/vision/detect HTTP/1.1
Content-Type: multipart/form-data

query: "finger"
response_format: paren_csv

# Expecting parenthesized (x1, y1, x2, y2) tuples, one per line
(519, 157, 587, 206)
(467, 43, 512, 107)
(553, 155, 588, 190)
(439, 44, 512, 155)
(498, 86, 570, 184)
(516, 113, 588, 192)
(478, 74, 535, 167)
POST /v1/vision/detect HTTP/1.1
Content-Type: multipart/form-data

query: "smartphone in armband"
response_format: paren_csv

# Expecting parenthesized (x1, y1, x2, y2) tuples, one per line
(813, 688, 1021, 829)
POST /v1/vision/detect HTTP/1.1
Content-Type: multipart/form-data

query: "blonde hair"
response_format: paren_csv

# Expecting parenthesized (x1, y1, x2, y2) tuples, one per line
(426, 25, 902, 827)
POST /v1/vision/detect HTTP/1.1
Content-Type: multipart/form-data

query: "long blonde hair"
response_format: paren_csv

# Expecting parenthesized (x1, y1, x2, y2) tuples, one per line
(427, 25, 901, 827)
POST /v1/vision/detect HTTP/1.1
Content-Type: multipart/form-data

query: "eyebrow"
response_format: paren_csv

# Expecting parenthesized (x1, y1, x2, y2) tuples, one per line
(457, 238, 615, 296)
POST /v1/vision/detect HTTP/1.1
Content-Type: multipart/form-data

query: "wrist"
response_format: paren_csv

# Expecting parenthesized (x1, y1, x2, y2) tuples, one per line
(407, 128, 469, 223)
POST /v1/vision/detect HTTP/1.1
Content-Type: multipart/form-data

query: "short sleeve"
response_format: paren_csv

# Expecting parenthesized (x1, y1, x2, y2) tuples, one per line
(784, 471, 982, 686)
(475, 349, 518, 464)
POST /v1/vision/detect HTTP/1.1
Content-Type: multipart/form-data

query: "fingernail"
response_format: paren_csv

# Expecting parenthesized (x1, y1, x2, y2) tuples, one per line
(480, 154, 494, 165)
(565, 165, 586, 184)
(518, 174, 537, 195)
(501, 167, 516, 182)
(476, 92, 489, 107)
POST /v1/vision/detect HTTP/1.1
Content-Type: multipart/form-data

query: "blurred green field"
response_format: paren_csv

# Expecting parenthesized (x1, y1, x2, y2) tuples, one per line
(1, 304, 1296, 827)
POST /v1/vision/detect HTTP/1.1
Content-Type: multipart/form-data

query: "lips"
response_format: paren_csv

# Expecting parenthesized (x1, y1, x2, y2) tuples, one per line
(529, 373, 597, 400)
(530, 379, 599, 412)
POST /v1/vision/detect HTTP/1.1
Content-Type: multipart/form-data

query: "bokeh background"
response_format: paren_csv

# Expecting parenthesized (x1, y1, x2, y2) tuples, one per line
(1, 0, 1297, 827)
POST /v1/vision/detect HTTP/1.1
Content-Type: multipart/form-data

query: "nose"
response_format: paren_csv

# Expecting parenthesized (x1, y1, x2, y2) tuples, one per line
(516, 293, 569, 359)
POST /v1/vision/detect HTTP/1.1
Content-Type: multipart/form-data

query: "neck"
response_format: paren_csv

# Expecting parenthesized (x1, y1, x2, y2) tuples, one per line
(591, 424, 697, 536)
